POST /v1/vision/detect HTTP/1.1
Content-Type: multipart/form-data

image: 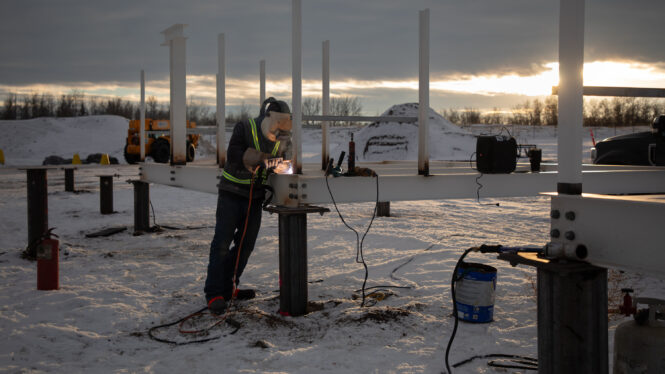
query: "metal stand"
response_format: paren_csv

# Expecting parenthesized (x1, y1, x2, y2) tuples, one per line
(132, 181, 150, 233)
(99, 175, 113, 214)
(377, 201, 390, 217)
(27, 168, 48, 258)
(264, 205, 329, 316)
(499, 252, 608, 374)
(64, 168, 75, 192)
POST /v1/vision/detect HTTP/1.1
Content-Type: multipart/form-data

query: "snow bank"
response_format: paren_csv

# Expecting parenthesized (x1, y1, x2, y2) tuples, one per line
(347, 103, 476, 162)
(0, 116, 128, 166)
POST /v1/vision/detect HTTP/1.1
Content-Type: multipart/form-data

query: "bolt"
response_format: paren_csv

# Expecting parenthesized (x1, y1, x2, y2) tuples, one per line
(288, 193, 297, 199)
(565, 211, 576, 221)
(550, 229, 560, 238)
(301, 183, 307, 188)
(565, 231, 576, 241)
(550, 210, 560, 219)
(289, 183, 298, 189)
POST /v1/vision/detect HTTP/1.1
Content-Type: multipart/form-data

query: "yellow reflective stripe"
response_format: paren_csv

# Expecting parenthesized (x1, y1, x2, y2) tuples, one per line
(249, 118, 261, 152)
(222, 170, 251, 185)
(271, 141, 280, 156)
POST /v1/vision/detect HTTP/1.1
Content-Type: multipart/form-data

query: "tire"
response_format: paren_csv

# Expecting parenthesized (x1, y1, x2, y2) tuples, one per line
(186, 141, 196, 162)
(151, 138, 170, 163)
(124, 144, 140, 164)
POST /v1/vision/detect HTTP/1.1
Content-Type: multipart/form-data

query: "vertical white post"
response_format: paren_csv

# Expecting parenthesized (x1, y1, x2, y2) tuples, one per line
(217, 33, 226, 167)
(418, 9, 430, 176)
(260, 59, 266, 108)
(161, 24, 187, 165)
(322, 40, 330, 171)
(292, 0, 302, 174)
(557, 0, 585, 194)
(140, 70, 146, 162)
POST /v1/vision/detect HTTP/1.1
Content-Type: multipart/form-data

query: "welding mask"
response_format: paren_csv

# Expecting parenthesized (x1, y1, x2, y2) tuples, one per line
(260, 97, 292, 142)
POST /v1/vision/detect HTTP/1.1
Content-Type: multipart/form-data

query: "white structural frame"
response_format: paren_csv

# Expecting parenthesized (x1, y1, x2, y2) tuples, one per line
(216, 33, 226, 166)
(142, 3, 665, 280)
(260, 59, 266, 107)
(321, 40, 330, 171)
(161, 24, 188, 165)
(140, 70, 146, 161)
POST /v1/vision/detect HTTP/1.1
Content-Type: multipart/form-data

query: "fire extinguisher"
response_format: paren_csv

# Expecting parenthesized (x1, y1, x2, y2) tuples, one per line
(36, 228, 59, 290)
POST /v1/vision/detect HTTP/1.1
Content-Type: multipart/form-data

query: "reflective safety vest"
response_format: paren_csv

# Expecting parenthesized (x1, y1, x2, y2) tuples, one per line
(221, 118, 281, 189)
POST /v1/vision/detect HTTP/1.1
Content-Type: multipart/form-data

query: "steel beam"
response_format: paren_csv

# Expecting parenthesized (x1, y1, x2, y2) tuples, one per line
(552, 86, 665, 98)
(132, 180, 150, 233)
(27, 168, 48, 259)
(64, 168, 75, 192)
(292, 0, 302, 174)
(548, 193, 665, 278)
(140, 70, 146, 162)
(322, 40, 330, 171)
(418, 9, 430, 176)
(161, 24, 187, 165)
(557, 0, 585, 194)
(303, 115, 417, 123)
(260, 59, 266, 108)
(140, 162, 665, 206)
(217, 33, 226, 167)
(99, 175, 114, 214)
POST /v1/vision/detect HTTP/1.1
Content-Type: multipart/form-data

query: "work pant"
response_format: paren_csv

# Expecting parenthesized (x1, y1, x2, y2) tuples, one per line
(204, 190, 263, 302)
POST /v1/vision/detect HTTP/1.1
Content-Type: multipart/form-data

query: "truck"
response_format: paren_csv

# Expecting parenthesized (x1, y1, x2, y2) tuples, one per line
(591, 115, 665, 166)
(124, 119, 199, 164)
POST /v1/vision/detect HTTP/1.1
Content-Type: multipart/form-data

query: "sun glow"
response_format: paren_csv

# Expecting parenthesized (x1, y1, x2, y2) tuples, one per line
(2, 60, 664, 106)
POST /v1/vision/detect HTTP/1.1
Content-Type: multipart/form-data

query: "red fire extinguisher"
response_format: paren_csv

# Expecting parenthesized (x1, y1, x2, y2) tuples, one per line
(37, 228, 59, 290)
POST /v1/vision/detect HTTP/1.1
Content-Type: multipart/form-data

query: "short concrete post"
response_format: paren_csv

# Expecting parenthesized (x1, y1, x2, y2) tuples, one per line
(377, 201, 390, 217)
(99, 175, 113, 214)
(64, 169, 74, 192)
(132, 181, 150, 233)
(27, 168, 48, 258)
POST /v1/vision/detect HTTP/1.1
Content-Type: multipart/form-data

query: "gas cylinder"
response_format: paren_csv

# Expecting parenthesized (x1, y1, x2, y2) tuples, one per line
(613, 297, 665, 374)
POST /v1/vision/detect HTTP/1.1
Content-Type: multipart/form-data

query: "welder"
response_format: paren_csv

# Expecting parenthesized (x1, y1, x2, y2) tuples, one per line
(204, 97, 292, 314)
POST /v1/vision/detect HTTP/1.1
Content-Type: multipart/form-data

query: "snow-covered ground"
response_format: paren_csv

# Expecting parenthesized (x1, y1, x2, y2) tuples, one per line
(0, 114, 663, 373)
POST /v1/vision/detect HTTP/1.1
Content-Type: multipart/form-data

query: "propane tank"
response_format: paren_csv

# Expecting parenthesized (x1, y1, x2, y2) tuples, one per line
(613, 297, 665, 374)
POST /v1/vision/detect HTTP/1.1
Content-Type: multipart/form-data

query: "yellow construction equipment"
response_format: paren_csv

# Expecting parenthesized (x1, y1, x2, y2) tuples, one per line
(124, 119, 199, 164)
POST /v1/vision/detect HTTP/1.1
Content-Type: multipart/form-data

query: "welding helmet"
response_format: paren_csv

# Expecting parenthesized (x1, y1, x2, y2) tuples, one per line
(260, 97, 292, 142)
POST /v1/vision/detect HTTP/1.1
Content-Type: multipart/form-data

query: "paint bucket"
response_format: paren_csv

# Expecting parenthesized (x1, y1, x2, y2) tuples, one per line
(455, 262, 497, 323)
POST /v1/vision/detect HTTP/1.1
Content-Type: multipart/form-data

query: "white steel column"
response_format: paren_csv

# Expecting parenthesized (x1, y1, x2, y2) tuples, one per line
(557, 0, 585, 194)
(161, 24, 187, 165)
(418, 9, 430, 176)
(322, 40, 330, 171)
(260, 59, 266, 107)
(217, 33, 226, 167)
(292, 0, 303, 174)
(140, 70, 146, 162)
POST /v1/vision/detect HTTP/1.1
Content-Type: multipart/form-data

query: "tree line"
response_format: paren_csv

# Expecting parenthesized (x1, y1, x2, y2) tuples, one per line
(1, 91, 364, 127)
(441, 97, 665, 127)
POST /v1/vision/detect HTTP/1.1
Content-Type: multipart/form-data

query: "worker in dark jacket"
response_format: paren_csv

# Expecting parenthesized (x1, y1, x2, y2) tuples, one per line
(205, 97, 292, 314)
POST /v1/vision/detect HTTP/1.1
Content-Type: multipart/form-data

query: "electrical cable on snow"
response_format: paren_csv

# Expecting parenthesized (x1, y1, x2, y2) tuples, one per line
(324, 171, 378, 307)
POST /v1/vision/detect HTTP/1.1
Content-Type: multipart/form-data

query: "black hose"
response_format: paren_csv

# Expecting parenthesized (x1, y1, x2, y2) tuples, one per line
(444, 247, 474, 374)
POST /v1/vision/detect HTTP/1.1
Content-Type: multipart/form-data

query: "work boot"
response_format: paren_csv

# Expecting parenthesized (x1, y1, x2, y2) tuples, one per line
(233, 289, 257, 300)
(207, 296, 227, 315)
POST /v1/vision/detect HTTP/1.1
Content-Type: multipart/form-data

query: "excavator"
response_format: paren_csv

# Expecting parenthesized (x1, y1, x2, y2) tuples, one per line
(124, 119, 199, 164)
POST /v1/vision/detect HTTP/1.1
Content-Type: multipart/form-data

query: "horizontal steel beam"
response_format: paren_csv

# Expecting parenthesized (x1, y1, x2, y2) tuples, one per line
(139, 162, 665, 207)
(549, 193, 665, 278)
(552, 85, 665, 98)
(146, 126, 218, 136)
(302, 115, 418, 123)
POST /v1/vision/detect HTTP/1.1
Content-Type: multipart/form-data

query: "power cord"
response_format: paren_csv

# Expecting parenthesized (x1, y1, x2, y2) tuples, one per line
(324, 170, 379, 307)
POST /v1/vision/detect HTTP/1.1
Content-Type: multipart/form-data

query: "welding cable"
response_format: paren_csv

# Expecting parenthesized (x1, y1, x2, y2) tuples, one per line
(444, 246, 475, 374)
(147, 167, 260, 344)
(324, 170, 379, 307)
(452, 354, 537, 371)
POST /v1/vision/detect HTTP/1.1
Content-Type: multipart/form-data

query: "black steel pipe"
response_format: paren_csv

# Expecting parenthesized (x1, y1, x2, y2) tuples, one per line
(99, 176, 113, 214)
(64, 169, 74, 192)
(132, 181, 150, 233)
(27, 169, 48, 258)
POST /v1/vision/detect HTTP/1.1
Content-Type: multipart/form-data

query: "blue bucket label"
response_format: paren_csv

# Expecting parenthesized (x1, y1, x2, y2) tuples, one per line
(455, 265, 497, 323)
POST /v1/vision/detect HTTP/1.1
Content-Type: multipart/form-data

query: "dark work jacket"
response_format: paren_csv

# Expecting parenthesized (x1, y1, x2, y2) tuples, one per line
(218, 116, 282, 199)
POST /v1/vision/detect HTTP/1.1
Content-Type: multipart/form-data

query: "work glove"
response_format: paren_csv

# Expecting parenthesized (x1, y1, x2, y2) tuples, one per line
(242, 148, 270, 172)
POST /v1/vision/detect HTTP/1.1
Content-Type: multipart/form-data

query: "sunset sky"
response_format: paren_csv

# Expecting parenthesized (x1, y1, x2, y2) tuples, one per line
(1, 0, 664, 114)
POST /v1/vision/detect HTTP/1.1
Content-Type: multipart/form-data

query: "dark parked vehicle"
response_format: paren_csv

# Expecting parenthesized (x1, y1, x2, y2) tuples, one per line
(591, 115, 665, 166)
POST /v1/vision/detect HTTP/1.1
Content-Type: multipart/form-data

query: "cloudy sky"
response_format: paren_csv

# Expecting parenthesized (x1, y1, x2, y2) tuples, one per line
(1, 0, 664, 114)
